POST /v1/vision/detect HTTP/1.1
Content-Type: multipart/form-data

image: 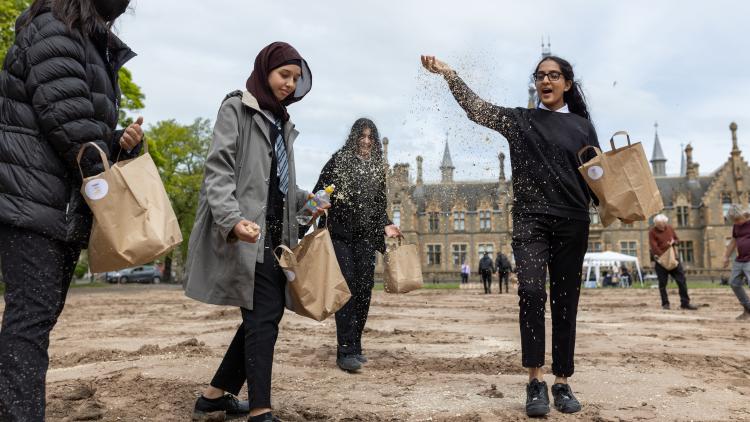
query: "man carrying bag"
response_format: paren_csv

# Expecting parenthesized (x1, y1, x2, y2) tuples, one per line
(649, 214, 698, 310)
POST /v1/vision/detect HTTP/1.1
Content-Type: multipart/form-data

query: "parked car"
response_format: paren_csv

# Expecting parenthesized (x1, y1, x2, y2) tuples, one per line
(114, 265, 162, 284)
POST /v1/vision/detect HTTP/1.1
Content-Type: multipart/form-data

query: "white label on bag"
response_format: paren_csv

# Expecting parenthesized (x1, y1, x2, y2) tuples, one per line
(284, 270, 296, 282)
(587, 166, 604, 180)
(84, 179, 109, 200)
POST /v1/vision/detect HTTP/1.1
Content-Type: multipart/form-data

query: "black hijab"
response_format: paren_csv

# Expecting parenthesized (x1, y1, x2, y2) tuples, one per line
(245, 41, 312, 122)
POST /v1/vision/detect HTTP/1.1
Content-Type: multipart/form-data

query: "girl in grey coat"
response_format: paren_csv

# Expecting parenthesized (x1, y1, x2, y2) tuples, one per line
(184, 42, 315, 422)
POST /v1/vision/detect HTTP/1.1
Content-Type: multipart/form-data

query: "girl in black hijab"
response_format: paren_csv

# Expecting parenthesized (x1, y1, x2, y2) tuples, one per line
(187, 42, 315, 422)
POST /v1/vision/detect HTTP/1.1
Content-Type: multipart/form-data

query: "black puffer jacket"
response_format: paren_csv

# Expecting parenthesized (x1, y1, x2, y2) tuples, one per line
(313, 150, 391, 253)
(0, 6, 137, 246)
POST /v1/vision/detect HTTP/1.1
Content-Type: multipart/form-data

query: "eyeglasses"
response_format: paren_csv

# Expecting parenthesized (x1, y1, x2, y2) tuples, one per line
(532, 71, 563, 82)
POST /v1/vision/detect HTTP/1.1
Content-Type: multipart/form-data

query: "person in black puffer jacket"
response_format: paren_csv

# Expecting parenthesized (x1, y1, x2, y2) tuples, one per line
(312, 118, 401, 373)
(0, 1, 142, 420)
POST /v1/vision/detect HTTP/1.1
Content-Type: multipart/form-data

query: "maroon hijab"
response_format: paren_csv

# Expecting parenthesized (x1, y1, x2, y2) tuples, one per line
(245, 42, 312, 122)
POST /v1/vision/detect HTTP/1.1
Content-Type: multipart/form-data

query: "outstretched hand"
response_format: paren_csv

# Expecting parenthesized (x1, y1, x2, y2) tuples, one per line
(420, 55, 452, 76)
(385, 224, 402, 238)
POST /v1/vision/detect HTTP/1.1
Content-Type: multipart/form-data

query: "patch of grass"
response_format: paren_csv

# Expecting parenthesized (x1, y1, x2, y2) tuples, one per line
(0, 280, 109, 296)
(373, 282, 459, 291)
(621, 280, 730, 289)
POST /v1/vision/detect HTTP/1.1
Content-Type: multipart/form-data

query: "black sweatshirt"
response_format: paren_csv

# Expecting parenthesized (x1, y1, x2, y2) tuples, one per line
(445, 72, 600, 221)
(313, 150, 391, 253)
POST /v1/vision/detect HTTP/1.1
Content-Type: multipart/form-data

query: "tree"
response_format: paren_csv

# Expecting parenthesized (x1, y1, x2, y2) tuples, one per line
(0, 0, 31, 64)
(118, 67, 145, 127)
(147, 119, 211, 281)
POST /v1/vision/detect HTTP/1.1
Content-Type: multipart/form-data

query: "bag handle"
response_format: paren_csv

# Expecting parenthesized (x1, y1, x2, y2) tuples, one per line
(273, 244, 298, 267)
(314, 209, 329, 230)
(576, 145, 602, 166)
(76, 142, 110, 179)
(609, 131, 632, 150)
(386, 235, 404, 252)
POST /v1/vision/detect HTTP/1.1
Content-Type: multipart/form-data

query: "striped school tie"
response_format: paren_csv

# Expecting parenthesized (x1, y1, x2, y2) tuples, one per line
(274, 119, 289, 195)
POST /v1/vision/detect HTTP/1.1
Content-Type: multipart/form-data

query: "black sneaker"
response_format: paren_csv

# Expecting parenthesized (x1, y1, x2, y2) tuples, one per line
(193, 394, 249, 420)
(248, 412, 281, 422)
(337, 354, 362, 372)
(355, 354, 368, 364)
(662, 303, 670, 310)
(551, 383, 582, 414)
(525, 379, 550, 417)
(680, 303, 699, 310)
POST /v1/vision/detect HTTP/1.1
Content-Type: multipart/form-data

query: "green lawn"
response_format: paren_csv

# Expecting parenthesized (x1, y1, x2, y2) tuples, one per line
(0, 280, 111, 295)
(373, 282, 460, 291)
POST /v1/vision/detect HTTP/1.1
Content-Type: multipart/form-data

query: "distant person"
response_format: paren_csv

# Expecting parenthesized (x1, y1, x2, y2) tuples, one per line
(479, 252, 495, 294)
(649, 214, 698, 310)
(619, 266, 632, 287)
(496, 251, 512, 293)
(461, 261, 470, 285)
(722, 205, 750, 320)
(602, 271, 614, 287)
(422, 53, 600, 416)
(0, 1, 142, 420)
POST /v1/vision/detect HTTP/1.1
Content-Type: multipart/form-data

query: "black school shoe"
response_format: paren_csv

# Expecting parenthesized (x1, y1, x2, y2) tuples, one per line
(525, 379, 550, 417)
(551, 383, 582, 414)
(355, 354, 368, 364)
(248, 412, 281, 422)
(336, 354, 362, 372)
(193, 394, 250, 420)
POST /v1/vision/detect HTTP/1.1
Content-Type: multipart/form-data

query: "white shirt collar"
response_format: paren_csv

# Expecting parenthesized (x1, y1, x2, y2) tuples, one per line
(538, 103, 570, 113)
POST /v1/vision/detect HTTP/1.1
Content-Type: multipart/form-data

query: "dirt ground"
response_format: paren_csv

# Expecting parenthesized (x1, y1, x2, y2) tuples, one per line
(4, 283, 750, 421)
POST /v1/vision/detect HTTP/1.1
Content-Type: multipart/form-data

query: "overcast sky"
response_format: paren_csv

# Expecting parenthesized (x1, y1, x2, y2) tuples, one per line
(116, 0, 748, 190)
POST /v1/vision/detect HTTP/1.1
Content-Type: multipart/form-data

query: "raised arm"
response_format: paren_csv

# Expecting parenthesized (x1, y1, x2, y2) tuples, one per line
(421, 55, 521, 141)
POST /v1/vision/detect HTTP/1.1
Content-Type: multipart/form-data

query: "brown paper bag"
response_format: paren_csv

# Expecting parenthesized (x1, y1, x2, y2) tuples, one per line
(656, 246, 679, 271)
(578, 131, 664, 227)
(77, 142, 182, 273)
(274, 220, 351, 321)
(383, 237, 424, 294)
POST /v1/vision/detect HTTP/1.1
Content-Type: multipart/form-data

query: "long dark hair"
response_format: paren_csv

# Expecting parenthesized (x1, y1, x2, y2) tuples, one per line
(20, 0, 113, 35)
(339, 118, 383, 162)
(535, 56, 591, 121)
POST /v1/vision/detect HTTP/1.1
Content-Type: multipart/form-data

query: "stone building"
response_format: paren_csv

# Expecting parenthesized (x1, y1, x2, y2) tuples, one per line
(377, 122, 744, 282)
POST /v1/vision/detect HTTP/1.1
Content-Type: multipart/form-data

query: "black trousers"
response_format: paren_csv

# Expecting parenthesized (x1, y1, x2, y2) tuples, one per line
(0, 225, 81, 422)
(498, 271, 510, 293)
(481, 270, 493, 293)
(460, 273, 468, 284)
(332, 237, 375, 356)
(209, 247, 286, 409)
(512, 214, 589, 378)
(654, 261, 690, 307)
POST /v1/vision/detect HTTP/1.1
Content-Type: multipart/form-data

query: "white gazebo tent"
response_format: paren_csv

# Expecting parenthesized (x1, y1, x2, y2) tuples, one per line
(583, 251, 643, 287)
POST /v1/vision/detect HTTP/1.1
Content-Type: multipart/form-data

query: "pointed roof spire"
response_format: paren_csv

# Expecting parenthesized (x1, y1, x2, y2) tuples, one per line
(680, 142, 687, 176)
(541, 35, 552, 58)
(651, 122, 666, 162)
(440, 141, 454, 169)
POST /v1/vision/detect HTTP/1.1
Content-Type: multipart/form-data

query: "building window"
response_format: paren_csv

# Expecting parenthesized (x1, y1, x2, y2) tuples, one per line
(479, 210, 492, 231)
(453, 211, 465, 231)
(452, 244, 468, 265)
(588, 242, 602, 252)
(620, 241, 637, 257)
(428, 212, 440, 232)
(590, 207, 600, 225)
(676, 206, 689, 227)
(392, 204, 401, 227)
(478, 243, 494, 259)
(427, 244, 442, 266)
(677, 241, 694, 263)
(723, 192, 733, 217)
